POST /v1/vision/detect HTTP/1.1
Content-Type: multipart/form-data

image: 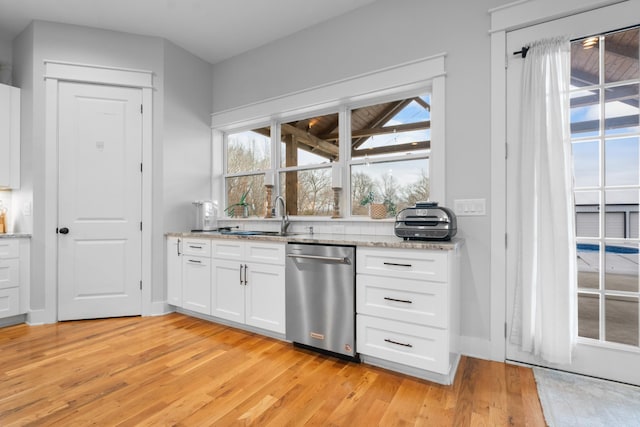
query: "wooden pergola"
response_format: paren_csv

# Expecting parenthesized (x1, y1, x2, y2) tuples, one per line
(256, 96, 431, 213)
(570, 28, 639, 133)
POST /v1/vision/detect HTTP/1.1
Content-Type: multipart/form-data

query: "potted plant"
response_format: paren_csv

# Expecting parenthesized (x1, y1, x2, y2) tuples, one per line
(225, 189, 250, 218)
(360, 191, 387, 219)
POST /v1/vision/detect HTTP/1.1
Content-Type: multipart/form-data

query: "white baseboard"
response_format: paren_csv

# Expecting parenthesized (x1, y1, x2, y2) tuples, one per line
(459, 335, 499, 361)
(27, 309, 56, 325)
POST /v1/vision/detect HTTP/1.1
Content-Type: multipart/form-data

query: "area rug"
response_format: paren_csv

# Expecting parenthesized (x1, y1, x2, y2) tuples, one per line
(533, 367, 640, 426)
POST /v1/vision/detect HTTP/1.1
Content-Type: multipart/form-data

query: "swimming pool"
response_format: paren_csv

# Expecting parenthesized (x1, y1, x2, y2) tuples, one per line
(577, 243, 639, 254)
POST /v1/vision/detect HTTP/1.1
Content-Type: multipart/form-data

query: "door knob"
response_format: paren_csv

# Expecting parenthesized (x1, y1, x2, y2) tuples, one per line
(58, 227, 69, 234)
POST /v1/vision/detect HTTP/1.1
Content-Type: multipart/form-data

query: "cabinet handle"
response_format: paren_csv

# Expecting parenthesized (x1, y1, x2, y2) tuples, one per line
(384, 297, 413, 304)
(384, 262, 412, 268)
(239, 264, 244, 285)
(384, 338, 413, 348)
(188, 259, 201, 264)
(177, 238, 181, 256)
(244, 264, 248, 286)
(189, 245, 202, 249)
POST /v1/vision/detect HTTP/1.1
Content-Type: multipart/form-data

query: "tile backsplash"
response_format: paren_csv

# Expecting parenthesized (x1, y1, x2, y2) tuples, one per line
(216, 217, 395, 236)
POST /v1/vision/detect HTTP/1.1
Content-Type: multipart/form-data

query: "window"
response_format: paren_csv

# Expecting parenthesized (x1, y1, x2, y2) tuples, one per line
(571, 27, 640, 347)
(279, 112, 338, 216)
(225, 127, 270, 217)
(350, 95, 431, 217)
(223, 94, 432, 219)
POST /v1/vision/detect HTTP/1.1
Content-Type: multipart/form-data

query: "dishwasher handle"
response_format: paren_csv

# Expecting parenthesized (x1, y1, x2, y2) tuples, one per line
(287, 253, 350, 264)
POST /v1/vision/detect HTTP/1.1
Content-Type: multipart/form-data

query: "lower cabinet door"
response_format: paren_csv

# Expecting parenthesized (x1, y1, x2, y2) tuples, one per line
(245, 263, 285, 333)
(211, 260, 245, 323)
(357, 314, 449, 374)
(0, 287, 19, 318)
(182, 256, 211, 315)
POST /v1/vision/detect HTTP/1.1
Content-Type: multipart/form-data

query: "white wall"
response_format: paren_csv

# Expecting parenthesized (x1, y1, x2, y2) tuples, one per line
(162, 39, 213, 300)
(12, 21, 212, 320)
(0, 38, 12, 84)
(211, 0, 511, 358)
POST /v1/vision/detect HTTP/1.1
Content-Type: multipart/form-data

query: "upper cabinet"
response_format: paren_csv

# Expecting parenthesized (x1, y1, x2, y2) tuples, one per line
(0, 83, 20, 189)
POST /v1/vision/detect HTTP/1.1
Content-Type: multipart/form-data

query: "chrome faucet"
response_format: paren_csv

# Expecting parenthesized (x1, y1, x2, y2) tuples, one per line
(275, 195, 291, 235)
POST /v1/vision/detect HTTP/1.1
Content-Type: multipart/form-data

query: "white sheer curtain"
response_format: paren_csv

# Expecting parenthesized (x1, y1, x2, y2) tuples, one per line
(511, 36, 577, 365)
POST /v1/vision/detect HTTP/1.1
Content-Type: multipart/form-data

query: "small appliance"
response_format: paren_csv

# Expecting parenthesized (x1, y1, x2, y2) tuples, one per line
(192, 200, 217, 232)
(394, 202, 457, 241)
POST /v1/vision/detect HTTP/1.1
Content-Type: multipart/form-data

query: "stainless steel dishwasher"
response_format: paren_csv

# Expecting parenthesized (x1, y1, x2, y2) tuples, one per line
(286, 243, 358, 360)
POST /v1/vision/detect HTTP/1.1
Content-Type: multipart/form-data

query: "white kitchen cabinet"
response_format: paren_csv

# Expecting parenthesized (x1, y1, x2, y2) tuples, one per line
(211, 240, 285, 333)
(356, 245, 460, 385)
(181, 238, 211, 315)
(166, 236, 182, 307)
(0, 237, 29, 320)
(0, 83, 20, 189)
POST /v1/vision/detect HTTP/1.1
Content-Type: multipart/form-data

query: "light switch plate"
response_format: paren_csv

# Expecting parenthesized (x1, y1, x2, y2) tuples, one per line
(453, 198, 486, 216)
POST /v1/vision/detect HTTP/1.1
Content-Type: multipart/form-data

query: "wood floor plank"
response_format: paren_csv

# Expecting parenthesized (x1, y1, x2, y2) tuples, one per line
(0, 313, 546, 426)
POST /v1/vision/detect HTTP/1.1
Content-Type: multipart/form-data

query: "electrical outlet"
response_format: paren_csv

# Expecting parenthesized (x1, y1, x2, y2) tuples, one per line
(453, 199, 486, 216)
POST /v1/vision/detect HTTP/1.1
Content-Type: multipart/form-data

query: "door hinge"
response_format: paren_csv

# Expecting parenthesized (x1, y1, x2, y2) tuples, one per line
(140, 163, 143, 173)
(505, 233, 507, 248)
(140, 222, 143, 231)
(140, 104, 143, 114)
(140, 280, 142, 290)
(505, 142, 508, 159)
(504, 322, 507, 338)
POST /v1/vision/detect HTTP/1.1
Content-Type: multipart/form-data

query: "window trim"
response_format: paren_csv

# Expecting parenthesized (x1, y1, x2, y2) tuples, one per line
(212, 54, 446, 217)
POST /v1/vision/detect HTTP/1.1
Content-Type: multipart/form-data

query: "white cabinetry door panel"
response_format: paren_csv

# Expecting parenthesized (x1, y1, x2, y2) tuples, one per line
(357, 314, 449, 374)
(357, 274, 448, 328)
(0, 287, 19, 317)
(166, 237, 182, 307)
(0, 83, 20, 189)
(212, 240, 243, 260)
(357, 248, 448, 282)
(0, 259, 19, 289)
(245, 242, 285, 264)
(211, 260, 245, 323)
(0, 239, 19, 258)
(245, 263, 285, 333)
(182, 238, 211, 257)
(182, 256, 211, 315)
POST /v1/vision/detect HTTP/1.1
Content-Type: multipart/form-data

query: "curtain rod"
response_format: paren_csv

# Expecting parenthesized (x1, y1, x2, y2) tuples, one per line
(513, 24, 640, 59)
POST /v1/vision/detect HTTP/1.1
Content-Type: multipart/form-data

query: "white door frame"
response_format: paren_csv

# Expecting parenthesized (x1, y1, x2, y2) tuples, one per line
(489, 0, 632, 361)
(40, 60, 153, 323)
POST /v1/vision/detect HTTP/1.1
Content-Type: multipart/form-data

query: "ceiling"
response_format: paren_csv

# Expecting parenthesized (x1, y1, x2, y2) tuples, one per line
(0, 0, 377, 64)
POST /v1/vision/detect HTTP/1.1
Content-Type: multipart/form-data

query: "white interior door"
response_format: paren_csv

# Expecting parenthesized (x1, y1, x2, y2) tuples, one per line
(506, 2, 640, 385)
(58, 82, 142, 321)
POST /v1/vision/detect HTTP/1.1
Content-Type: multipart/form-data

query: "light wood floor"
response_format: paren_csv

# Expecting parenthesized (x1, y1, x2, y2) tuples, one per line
(0, 313, 546, 426)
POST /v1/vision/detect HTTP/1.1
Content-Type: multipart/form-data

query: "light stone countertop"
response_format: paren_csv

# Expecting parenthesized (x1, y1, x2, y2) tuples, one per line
(0, 233, 31, 239)
(166, 231, 462, 251)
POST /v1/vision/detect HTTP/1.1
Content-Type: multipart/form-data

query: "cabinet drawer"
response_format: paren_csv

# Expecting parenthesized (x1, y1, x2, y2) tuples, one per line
(212, 240, 243, 260)
(0, 239, 19, 259)
(0, 259, 19, 289)
(357, 247, 448, 282)
(182, 239, 211, 257)
(245, 242, 284, 265)
(357, 314, 449, 374)
(357, 274, 448, 328)
(0, 287, 19, 318)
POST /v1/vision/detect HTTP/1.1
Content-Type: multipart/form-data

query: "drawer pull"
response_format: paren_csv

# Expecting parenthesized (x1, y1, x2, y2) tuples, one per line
(383, 262, 412, 268)
(189, 245, 203, 249)
(187, 259, 202, 264)
(384, 338, 413, 348)
(384, 297, 413, 304)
